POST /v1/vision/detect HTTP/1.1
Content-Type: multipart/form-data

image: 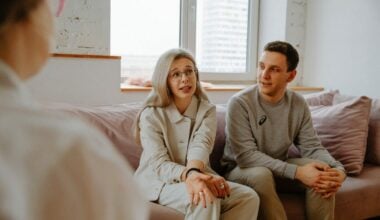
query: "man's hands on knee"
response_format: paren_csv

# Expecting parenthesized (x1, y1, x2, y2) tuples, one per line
(313, 168, 346, 198)
(295, 162, 346, 198)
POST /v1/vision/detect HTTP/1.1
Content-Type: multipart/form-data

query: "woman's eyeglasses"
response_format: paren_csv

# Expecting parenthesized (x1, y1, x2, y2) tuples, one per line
(169, 69, 196, 81)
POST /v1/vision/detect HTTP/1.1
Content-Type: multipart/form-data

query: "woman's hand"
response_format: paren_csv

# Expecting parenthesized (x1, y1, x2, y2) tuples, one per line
(203, 174, 231, 199)
(185, 172, 215, 208)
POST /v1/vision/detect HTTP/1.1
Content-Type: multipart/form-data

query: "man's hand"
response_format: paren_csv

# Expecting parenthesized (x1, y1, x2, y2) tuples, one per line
(313, 168, 346, 198)
(295, 162, 330, 187)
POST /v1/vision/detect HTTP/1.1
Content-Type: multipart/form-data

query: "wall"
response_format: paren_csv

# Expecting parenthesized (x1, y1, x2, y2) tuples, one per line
(29, 0, 317, 105)
(26, 57, 130, 105)
(303, 0, 380, 98)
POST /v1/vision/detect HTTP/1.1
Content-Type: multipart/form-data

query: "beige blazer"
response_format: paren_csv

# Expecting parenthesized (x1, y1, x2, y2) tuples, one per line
(134, 96, 217, 201)
(0, 60, 148, 220)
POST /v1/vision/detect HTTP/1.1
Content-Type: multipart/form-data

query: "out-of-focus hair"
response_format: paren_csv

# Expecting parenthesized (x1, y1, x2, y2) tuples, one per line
(0, 0, 43, 34)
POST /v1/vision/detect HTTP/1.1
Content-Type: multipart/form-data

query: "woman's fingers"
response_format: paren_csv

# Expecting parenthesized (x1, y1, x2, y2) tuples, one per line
(224, 181, 231, 197)
(198, 191, 206, 207)
(193, 192, 200, 205)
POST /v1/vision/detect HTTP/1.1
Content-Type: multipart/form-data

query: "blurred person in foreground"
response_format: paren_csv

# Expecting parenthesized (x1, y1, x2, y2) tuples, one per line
(0, 0, 148, 219)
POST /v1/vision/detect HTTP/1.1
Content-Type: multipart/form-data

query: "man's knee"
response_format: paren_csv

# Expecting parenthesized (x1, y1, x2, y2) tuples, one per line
(248, 167, 275, 189)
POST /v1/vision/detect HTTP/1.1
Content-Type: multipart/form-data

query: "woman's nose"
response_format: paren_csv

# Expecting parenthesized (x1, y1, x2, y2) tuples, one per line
(181, 73, 189, 82)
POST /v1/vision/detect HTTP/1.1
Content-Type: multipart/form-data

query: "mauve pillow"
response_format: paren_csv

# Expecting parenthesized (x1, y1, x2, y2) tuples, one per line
(304, 90, 339, 106)
(44, 103, 144, 170)
(310, 96, 371, 175)
(366, 99, 380, 164)
(334, 95, 380, 165)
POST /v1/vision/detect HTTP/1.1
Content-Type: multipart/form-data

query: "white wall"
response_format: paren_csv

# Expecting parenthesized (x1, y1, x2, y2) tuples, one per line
(26, 57, 131, 105)
(303, 0, 380, 98)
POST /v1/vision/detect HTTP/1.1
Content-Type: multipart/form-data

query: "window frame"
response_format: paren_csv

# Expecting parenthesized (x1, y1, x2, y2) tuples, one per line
(180, 0, 259, 82)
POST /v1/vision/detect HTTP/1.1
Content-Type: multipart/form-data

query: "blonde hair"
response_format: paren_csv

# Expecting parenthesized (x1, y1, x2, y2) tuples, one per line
(134, 48, 209, 144)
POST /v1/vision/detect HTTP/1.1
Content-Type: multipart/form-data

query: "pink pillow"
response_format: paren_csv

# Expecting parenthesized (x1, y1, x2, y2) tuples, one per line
(310, 96, 371, 175)
(304, 90, 339, 106)
(367, 99, 380, 164)
(334, 95, 380, 165)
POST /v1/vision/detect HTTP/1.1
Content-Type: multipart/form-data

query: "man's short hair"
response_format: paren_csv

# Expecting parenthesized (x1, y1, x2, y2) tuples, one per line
(264, 41, 299, 72)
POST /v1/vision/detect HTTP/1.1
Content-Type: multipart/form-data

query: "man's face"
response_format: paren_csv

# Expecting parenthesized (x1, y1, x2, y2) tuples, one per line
(257, 51, 296, 102)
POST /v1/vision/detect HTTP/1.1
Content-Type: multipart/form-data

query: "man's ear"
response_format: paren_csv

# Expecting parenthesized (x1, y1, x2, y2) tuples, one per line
(286, 70, 297, 83)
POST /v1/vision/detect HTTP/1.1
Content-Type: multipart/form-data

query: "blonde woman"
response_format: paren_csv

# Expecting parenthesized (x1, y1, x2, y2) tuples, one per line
(134, 48, 259, 220)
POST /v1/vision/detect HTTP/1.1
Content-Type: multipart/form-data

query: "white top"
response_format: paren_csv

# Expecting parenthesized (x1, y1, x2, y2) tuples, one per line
(0, 60, 148, 220)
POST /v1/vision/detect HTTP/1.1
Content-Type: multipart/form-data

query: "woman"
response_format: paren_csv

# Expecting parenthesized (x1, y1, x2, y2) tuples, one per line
(0, 1, 147, 219)
(134, 48, 259, 220)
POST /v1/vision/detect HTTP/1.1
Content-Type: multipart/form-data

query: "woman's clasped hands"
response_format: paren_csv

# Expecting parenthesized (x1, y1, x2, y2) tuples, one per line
(185, 171, 231, 208)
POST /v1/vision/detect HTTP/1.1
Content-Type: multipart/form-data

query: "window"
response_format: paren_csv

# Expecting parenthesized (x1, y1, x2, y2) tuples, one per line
(111, 0, 259, 86)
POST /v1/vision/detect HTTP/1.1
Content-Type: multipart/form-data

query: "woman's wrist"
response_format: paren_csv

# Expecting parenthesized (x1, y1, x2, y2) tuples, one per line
(183, 168, 201, 181)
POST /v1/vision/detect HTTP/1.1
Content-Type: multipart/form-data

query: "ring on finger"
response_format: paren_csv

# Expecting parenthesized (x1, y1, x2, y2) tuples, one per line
(219, 183, 225, 189)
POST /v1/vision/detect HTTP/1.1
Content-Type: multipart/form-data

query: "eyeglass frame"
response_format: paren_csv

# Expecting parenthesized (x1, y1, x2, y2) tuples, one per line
(168, 68, 198, 81)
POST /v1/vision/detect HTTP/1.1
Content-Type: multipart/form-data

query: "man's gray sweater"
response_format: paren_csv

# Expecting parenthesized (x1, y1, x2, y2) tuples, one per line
(222, 85, 344, 179)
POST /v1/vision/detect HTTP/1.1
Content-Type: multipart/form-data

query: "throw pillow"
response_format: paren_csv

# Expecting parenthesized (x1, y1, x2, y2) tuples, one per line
(310, 96, 371, 175)
(334, 94, 380, 165)
(304, 90, 339, 106)
(367, 99, 380, 164)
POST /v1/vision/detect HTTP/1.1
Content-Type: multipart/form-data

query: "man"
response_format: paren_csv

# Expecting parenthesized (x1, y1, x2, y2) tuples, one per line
(222, 41, 346, 220)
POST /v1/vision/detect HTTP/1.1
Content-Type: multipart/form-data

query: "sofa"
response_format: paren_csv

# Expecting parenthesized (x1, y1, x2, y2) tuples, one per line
(45, 90, 380, 220)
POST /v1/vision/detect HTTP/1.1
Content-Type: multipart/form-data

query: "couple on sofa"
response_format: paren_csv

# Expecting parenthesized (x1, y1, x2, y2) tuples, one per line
(134, 41, 347, 220)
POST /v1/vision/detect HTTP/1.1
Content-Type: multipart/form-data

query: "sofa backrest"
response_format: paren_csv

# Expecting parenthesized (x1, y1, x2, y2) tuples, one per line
(45, 102, 228, 174)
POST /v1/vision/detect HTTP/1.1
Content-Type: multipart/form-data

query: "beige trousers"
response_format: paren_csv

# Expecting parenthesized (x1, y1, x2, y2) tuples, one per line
(225, 158, 335, 220)
(158, 181, 260, 220)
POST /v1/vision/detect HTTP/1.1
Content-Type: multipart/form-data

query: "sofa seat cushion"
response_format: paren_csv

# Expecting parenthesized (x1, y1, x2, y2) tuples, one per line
(335, 164, 380, 220)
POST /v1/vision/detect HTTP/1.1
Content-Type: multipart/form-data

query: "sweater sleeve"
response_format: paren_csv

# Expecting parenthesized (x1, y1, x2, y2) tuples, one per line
(187, 105, 216, 164)
(139, 109, 186, 183)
